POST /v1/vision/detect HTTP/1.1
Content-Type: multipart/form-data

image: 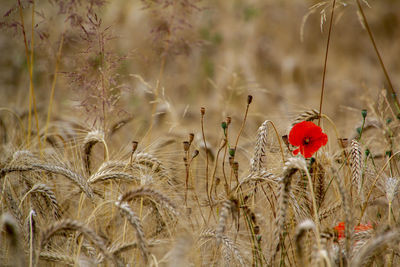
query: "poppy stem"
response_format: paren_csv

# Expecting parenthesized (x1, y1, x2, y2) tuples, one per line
(318, 0, 336, 126)
(356, 0, 400, 117)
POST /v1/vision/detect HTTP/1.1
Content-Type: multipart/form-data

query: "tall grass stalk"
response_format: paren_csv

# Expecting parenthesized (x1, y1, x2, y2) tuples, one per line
(318, 0, 336, 126)
(43, 33, 64, 147)
(355, 0, 400, 115)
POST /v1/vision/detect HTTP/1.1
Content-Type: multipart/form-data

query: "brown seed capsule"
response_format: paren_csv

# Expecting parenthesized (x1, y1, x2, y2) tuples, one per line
(131, 141, 138, 154)
(282, 135, 289, 146)
(247, 95, 253, 105)
(183, 141, 190, 152)
(229, 156, 234, 166)
(200, 107, 205, 115)
(232, 161, 239, 172)
(226, 116, 232, 126)
(254, 225, 260, 235)
(339, 138, 348, 149)
(191, 149, 199, 159)
(188, 133, 194, 144)
(250, 212, 256, 223)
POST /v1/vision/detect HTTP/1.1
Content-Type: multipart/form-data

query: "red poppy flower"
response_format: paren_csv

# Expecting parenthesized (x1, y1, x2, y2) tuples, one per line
(334, 222, 373, 241)
(288, 121, 328, 158)
(334, 221, 345, 240)
(355, 222, 373, 232)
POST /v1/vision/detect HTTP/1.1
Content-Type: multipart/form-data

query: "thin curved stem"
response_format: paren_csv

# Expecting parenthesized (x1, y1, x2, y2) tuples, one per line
(266, 120, 286, 163)
(318, 0, 336, 126)
(356, 0, 400, 114)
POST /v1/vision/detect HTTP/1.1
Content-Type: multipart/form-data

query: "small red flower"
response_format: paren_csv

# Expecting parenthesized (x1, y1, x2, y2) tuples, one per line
(334, 222, 373, 241)
(334, 222, 345, 240)
(288, 121, 328, 158)
(355, 222, 373, 232)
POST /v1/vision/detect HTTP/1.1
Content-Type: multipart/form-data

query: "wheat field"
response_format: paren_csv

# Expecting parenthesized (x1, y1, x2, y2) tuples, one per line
(1, 0, 400, 266)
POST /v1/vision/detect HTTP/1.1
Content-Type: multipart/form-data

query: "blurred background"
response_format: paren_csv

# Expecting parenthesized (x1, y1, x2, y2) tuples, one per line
(1, 0, 399, 146)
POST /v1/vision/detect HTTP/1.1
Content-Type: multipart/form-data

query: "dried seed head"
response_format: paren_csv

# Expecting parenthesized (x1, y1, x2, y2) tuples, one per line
(226, 116, 232, 126)
(183, 141, 190, 152)
(247, 95, 253, 105)
(250, 212, 256, 223)
(229, 156, 234, 166)
(131, 141, 138, 154)
(191, 149, 199, 160)
(339, 138, 348, 149)
(200, 107, 205, 115)
(282, 135, 289, 146)
(232, 161, 239, 172)
(254, 225, 260, 235)
(188, 133, 194, 144)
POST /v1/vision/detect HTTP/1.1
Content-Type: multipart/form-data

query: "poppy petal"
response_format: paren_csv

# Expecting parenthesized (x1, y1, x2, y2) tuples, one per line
(289, 121, 314, 146)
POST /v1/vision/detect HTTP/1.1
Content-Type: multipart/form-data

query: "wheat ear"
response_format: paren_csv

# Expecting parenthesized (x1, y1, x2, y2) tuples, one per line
(200, 229, 245, 266)
(292, 109, 320, 126)
(1, 163, 94, 199)
(39, 219, 117, 266)
(39, 252, 76, 266)
(295, 219, 315, 267)
(216, 200, 232, 244)
(115, 201, 149, 264)
(272, 158, 302, 258)
(20, 183, 61, 219)
(352, 227, 400, 267)
(1, 213, 26, 267)
(350, 139, 363, 195)
(83, 129, 109, 175)
(119, 187, 179, 216)
(250, 120, 269, 173)
(89, 171, 140, 184)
